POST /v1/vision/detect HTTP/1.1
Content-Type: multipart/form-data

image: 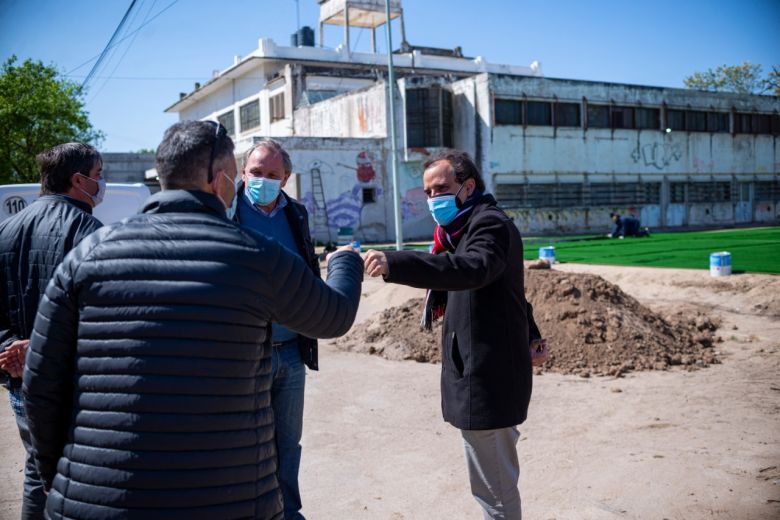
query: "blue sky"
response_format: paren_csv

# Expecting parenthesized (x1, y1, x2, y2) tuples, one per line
(1, 0, 778, 151)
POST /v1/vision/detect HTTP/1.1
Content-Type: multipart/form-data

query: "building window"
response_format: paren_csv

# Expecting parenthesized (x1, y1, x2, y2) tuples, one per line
(495, 99, 523, 125)
(406, 87, 454, 148)
(772, 114, 780, 135)
(686, 111, 707, 132)
(303, 90, 340, 105)
(526, 101, 552, 126)
(635, 108, 660, 130)
(688, 182, 732, 203)
(670, 182, 686, 203)
(666, 109, 685, 131)
(239, 100, 260, 131)
(217, 110, 235, 136)
(555, 102, 580, 127)
(362, 188, 377, 204)
(707, 112, 729, 133)
(639, 183, 662, 204)
(755, 181, 780, 202)
(753, 114, 772, 134)
(270, 92, 286, 122)
(495, 183, 581, 208)
(587, 105, 610, 128)
(610, 106, 634, 129)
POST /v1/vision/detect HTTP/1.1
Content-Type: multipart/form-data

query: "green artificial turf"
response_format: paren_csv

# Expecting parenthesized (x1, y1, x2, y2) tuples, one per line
(523, 227, 780, 274)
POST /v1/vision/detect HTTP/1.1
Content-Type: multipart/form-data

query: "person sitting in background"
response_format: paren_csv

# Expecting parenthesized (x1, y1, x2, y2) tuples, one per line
(609, 212, 650, 238)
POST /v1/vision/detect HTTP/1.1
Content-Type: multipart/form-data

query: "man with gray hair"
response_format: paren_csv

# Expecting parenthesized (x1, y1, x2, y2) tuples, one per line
(22, 121, 362, 519)
(234, 138, 317, 519)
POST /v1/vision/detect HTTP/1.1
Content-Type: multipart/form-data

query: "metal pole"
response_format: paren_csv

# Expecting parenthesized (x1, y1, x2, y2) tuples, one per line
(385, 0, 403, 250)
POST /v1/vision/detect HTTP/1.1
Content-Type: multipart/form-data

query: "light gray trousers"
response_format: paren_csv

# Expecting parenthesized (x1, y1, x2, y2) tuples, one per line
(461, 426, 522, 520)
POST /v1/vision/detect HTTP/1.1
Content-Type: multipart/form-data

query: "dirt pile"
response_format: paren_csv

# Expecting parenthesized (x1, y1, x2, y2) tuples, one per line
(336, 270, 721, 377)
(524, 269, 720, 377)
(336, 298, 442, 363)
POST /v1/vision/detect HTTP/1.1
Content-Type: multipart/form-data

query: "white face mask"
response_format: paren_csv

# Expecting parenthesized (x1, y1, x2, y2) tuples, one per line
(76, 173, 106, 207)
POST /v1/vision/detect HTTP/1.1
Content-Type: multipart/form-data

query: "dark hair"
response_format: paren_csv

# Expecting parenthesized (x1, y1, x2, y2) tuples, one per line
(37, 143, 102, 195)
(422, 149, 485, 191)
(155, 120, 235, 189)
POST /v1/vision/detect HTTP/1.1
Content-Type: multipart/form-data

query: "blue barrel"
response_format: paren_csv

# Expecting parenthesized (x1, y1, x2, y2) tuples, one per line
(709, 252, 731, 277)
(539, 246, 556, 264)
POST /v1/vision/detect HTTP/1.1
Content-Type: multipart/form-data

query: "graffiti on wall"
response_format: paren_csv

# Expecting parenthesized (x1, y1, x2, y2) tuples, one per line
(631, 142, 683, 170)
(301, 150, 383, 233)
(692, 157, 715, 174)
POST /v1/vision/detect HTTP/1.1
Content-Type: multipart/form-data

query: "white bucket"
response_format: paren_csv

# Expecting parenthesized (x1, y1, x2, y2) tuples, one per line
(709, 252, 732, 277)
(539, 246, 556, 264)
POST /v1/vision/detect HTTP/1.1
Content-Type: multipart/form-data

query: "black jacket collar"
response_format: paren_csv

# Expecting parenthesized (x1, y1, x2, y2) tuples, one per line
(141, 190, 227, 219)
(41, 194, 94, 214)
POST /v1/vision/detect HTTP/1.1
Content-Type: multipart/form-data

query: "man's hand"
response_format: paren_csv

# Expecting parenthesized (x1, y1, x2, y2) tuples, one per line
(530, 338, 549, 367)
(0, 339, 30, 378)
(326, 244, 357, 263)
(363, 249, 388, 278)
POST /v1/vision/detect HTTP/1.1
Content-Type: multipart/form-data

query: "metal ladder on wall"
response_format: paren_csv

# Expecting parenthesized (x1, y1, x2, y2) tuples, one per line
(310, 167, 332, 245)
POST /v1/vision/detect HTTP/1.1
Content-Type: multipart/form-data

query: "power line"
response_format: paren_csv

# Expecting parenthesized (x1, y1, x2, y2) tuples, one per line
(67, 0, 179, 77)
(90, 0, 159, 102)
(82, 0, 139, 89)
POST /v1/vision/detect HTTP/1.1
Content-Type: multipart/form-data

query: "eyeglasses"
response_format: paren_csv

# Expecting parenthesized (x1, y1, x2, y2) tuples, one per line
(204, 120, 228, 183)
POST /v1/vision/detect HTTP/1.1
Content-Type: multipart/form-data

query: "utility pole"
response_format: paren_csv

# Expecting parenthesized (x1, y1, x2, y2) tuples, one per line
(385, 0, 403, 251)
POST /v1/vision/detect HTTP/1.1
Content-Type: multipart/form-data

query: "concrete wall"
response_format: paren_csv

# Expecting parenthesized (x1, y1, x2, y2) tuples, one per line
(267, 136, 434, 243)
(475, 75, 780, 233)
(101, 153, 155, 183)
(293, 83, 387, 138)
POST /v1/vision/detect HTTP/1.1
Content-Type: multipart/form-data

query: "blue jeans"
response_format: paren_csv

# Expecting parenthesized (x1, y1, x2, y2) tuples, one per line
(9, 386, 47, 520)
(271, 342, 306, 520)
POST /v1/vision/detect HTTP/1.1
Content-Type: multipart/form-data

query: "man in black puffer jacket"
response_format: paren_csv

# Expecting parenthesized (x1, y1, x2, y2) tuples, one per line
(22, 121, 363, 520)
(0, 143, 104, 520)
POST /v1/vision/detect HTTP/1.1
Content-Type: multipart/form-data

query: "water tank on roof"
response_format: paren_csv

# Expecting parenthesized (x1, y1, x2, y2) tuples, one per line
(291, 26, 315, 47)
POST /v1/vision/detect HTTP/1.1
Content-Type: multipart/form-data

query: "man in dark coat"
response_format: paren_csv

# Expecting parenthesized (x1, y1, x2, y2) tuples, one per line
(0, 142, 104, 520)
(234, 139, 319, 519)
(22, 121, 363, 520)
(364, 150, 531, 519)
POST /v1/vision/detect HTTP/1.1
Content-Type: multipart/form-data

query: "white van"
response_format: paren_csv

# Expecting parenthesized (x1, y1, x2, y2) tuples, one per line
(0, 183, 152, 225)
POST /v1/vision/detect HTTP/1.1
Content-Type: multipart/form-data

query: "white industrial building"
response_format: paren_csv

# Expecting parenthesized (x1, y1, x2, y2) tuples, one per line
(166, 0, 780, 242)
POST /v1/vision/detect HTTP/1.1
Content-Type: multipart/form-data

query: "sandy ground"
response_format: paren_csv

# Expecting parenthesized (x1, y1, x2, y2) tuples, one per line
(1, 264, 779, 519)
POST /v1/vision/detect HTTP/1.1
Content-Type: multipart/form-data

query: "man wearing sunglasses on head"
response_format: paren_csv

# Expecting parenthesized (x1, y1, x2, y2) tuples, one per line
(234, 139, 318, 520)
(363, 149, 533, 520)
(21, 120, 362, 520)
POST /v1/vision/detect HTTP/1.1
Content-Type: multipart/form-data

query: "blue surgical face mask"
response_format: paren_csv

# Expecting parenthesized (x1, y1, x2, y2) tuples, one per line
(246, 176, 282, 206)
(427, 184, 465, 226)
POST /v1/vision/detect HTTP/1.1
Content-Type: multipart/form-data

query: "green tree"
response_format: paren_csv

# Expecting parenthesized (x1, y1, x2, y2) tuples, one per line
(684, 61, 779, 95)
(0, 56, 103, 184)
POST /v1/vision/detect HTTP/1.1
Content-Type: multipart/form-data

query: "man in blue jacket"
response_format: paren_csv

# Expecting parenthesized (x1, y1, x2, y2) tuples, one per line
(22, 121, 362, 520)
(0, 142, 104, 520)
(609, 212, 650, 238)
(234, 139, 318, 519)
